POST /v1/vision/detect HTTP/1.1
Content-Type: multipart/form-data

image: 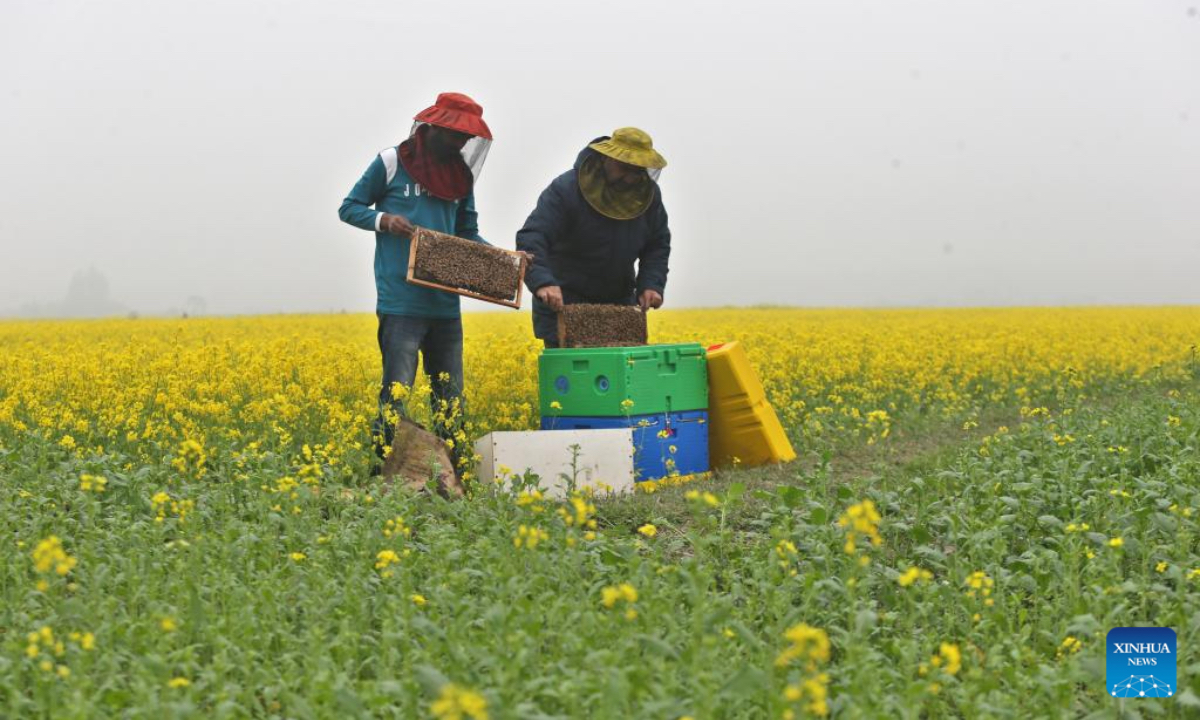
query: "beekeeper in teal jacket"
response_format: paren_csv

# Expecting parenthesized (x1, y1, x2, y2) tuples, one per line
(338, 92, 493, 471)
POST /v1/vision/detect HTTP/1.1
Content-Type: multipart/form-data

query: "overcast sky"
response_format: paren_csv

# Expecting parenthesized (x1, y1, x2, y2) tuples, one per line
(2, 0, 1198, 316)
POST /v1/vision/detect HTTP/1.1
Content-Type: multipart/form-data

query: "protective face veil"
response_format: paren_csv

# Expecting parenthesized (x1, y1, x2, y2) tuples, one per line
(579, 127, 667, 220)
(398, 93, 492, 201)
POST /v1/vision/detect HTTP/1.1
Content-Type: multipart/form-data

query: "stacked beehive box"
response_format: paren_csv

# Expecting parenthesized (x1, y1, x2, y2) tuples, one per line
(539, 344, 709, 481)
(706, 341, 796, 467)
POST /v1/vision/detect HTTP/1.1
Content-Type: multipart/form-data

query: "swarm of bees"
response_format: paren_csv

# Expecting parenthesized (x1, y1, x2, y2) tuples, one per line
(410, 228, 523, 303)
(557, 303, 648, 348)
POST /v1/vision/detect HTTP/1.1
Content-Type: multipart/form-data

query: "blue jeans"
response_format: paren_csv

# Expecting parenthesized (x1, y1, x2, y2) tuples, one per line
(372, 313, 465, 458)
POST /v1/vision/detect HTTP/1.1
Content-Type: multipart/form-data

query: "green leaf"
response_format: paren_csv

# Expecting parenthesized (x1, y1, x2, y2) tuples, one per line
(411, 615, 446, 642)
(777, 486, 802, 509)
(1037, 515, 1063, 530)
(413, 665, 450, 696)
(334, 687, 366, 717)
(284, 692, 317, 720)
(726, 482, 746, 504)
(854, 609, 877, 634)
(720, 665, 767, 697)
(727, 619, 764, 648)
(374, 681, 406, 697)
(636, 634, 680, 660)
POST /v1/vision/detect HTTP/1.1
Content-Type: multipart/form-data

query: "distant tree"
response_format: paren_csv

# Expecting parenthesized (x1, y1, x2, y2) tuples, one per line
(183, 296, 208, 317)
(60, 266, 127, 318)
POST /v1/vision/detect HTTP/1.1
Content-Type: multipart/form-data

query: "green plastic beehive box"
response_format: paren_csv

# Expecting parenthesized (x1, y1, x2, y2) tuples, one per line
(538, 344, 708, 418)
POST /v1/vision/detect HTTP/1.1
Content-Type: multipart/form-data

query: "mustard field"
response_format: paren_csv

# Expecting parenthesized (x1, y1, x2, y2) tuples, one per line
(2, 307, 1199, 718)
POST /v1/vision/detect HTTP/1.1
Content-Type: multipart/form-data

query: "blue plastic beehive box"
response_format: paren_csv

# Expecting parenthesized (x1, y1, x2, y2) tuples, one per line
(540, 410, 709, 481)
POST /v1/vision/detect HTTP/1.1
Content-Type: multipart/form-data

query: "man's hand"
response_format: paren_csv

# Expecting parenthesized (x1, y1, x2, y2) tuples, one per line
(537, 285, 564, 311)
(639, 289, 663, 311)
(380, 213, 414, 238)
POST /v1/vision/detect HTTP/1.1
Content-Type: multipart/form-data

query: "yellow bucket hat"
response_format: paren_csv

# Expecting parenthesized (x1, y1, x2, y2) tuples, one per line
(588, 127, 667, 169)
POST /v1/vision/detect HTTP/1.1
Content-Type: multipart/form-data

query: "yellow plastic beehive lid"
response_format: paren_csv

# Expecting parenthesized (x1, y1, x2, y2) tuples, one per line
(707, 342, 796, 467)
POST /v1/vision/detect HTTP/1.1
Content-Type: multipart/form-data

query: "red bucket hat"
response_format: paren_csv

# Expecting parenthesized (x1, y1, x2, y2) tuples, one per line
(414, 92, 492, 140)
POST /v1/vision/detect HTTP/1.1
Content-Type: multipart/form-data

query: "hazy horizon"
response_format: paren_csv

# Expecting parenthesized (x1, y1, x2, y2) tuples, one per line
(3, 0, 1198, 319)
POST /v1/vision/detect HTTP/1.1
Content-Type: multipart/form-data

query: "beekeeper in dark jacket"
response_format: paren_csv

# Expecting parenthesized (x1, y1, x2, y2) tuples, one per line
(516, 127, 671, 347)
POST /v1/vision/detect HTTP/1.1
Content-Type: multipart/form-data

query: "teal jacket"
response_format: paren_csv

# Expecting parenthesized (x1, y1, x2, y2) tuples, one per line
(339, 147, 488, 318)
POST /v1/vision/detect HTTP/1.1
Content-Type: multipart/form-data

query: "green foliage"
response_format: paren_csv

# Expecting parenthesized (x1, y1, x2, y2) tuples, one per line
(4, 380, 1200, 717)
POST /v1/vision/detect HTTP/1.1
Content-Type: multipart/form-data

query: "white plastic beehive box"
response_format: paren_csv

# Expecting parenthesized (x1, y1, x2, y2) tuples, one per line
(474, 429, 636, 499)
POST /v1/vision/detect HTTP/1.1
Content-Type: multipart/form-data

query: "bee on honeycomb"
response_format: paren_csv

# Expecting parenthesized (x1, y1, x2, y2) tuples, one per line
(557, 304, 648, 348)
(411, 228, 522, 302)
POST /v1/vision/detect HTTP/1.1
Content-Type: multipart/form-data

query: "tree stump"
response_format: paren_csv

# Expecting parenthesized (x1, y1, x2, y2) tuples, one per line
(380, 418, 465, 499)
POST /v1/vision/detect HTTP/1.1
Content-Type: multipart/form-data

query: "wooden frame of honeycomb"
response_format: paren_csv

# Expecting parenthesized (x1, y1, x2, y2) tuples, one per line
(557, 303, 648, 348)
(406, 227, 527, 309)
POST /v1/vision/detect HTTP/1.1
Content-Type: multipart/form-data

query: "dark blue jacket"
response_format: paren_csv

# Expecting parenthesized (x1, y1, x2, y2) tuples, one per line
(516, 139, 671, 342)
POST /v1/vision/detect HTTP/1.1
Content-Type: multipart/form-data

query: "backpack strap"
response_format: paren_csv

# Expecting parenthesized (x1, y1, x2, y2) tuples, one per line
(380, 146, 399, 184)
